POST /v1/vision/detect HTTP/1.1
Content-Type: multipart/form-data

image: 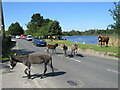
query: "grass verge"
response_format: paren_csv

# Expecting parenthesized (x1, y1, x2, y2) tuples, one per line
(1, 41, 16, 62)
(45, 39, 119, 57)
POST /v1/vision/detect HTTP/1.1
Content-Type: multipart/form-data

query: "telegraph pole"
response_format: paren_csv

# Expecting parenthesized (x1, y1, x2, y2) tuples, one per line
(0, 0, 5, 37)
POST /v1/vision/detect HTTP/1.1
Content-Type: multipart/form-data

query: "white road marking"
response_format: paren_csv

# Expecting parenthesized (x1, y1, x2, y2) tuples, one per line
(16, 42, 19, 50)
(107, 69, 118, 74)
(57, 55, 81, 63)
(66, 57, 81, 63)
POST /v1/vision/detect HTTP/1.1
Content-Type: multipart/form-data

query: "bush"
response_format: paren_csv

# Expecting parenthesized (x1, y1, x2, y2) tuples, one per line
(2, 36, 12, 55)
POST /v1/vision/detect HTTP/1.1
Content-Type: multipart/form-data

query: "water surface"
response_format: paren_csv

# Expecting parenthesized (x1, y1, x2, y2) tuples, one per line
(62, 35, 98, 44)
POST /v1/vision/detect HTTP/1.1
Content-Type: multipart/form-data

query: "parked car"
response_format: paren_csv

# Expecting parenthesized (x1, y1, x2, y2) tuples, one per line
(20, 35, 26, 39)
(33, 38, 47, 47)
(16, 35, 20, 39)
(26, 35, 32, 41)
(32, 37, 39, 43)
(11, 35, 16, 38)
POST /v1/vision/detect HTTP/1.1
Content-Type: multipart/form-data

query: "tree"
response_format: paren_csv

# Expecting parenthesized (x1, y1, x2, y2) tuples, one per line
(26, 13, 44, 34)
(48, 21, 62, 35)
(26, 13, 62, 38)
(8, 22, 24, 35)
(109, 2, 120, 30)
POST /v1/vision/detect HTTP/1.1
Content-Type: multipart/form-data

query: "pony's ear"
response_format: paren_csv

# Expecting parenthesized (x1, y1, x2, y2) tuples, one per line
(8, 55, 12, 60)
(8, 55, 15, 61)
(14, 53, 17, 56)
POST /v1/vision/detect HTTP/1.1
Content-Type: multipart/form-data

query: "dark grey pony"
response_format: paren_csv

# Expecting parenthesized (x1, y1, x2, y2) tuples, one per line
(61, 44, 68, 57)
(9, 53, 54, 79)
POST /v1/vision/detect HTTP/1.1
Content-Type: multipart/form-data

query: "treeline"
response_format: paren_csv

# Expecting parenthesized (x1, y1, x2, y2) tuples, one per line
(62, 29, 119, 36)
(25, 13, 62, 38)
(7, 13, 62, 38)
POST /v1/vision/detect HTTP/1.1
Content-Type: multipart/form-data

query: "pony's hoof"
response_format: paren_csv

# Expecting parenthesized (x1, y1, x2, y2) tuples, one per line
(65, 55, 67, 57)
(40, 75, 45, 79)
(40, 77, 43, 79)
(28, 77, 31, 79)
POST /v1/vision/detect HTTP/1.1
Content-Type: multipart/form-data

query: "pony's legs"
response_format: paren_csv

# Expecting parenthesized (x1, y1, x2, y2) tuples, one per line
(41, 63, 47, 79)
(49, 60, 54, 75)
(28, 67, 31, 79)
(101, 41, 103, 47)
(106, 41, 109, 47)
(74, 50, 75, 56)
(54, 49, 56, 53)
(63, 50, 67, 57)
(24, 67, 31, 79)
(47, 48, 49, 53)
(24, 68, 29, 76)
(75, 50, 77, 55)
(71, 50, 73, 55)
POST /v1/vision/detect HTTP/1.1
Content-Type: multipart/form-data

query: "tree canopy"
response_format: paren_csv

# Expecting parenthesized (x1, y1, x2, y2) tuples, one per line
(8, 22, 24, 35)
(26, 13, 62, 38)
(109, 2, 120, 31)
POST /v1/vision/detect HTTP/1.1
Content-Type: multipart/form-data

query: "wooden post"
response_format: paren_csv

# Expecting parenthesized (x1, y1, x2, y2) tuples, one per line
(0, 0, 5, 38)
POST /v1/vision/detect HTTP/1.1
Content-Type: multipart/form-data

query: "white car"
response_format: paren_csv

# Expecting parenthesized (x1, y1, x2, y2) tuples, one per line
(16, 35, 20, 39)
(26, 35, 32, 41)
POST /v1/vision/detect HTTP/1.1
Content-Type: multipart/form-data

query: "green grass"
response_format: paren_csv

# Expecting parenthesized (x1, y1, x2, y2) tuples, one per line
(0, 58, 9, 61)
(45, 39, 118, 53)
(0, 55, 9, 61)
(108, 53, 120, 58)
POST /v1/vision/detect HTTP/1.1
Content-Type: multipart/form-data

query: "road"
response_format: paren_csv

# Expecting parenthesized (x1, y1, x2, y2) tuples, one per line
(1, 38, 119, 88)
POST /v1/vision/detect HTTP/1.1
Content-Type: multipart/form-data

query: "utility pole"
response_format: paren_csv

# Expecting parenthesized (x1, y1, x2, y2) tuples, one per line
(0, 0, 5, 37)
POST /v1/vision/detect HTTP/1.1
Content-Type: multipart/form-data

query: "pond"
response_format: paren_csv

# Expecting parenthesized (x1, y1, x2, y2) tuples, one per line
(62, 35, 98, 44)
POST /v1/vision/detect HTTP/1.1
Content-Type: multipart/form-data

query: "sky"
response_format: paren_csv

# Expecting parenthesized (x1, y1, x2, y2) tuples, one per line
(2, 2, 116, 31)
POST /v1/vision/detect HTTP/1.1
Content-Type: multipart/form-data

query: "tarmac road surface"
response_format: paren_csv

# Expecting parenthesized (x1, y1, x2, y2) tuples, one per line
(1, 38, 119, 88)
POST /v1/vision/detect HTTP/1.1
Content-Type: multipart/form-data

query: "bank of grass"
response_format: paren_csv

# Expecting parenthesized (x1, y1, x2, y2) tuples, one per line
(45, 39, 119, 57)
(0, 56, 9, 61)
(109, 54, 120, 58)
(1, 40, 16, 62)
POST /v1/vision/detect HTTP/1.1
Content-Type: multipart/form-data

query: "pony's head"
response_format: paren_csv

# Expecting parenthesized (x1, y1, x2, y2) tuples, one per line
(98, 35, 102, 41)
(98, 35, 102, 38)
(74, 44, 78, 47)
(55, 43, 58, 47)
(9, 53, 18, 69)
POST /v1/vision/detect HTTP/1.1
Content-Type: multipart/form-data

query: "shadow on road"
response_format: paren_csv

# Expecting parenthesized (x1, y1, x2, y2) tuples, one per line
(1, 64, 10, 69)
(76, 54, 85, 57)
(67, 53, 85, 58)
(11, 41, 17, 47)
(23, 71, 66, 79)
(56, 52, 64, 55)
(12, 49, 35, 55)
(1, 63, 15, 74)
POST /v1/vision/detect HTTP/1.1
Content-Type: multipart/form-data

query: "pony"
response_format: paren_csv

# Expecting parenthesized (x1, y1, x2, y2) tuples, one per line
(98, 35, 109, 47)
(61, 43, 68, 56)
(47, 43, 58, 53)
(9, 53, 54, 79)
(71, 44, 78, 56)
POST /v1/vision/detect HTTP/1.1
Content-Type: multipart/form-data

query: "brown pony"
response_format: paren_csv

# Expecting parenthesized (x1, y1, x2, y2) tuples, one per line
(47, 43, 58, 53)
(98, 35, 109, 47)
